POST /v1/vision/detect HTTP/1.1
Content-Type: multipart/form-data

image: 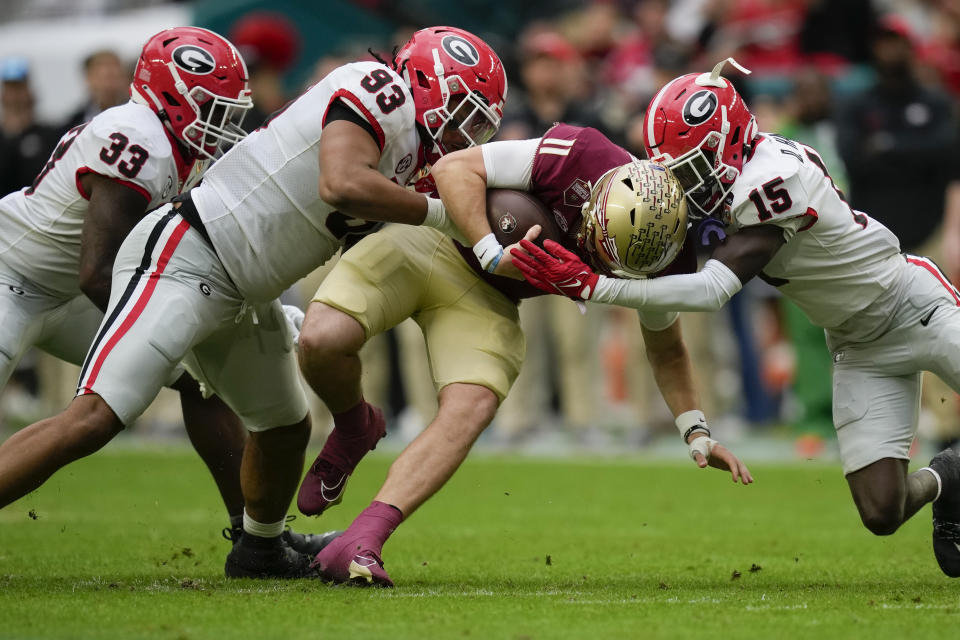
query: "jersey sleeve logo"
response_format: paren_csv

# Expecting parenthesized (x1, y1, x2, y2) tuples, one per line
(441, 35, 479, 66)
(172, 45, 216, 75)
(395, 153, 412, 175)
(682, 90, 718, 126)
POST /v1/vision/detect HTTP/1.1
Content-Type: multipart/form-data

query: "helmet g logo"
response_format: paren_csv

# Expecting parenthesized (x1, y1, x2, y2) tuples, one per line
(441, 35, 480, 66)
(172, 45, 216, 75)
(682, 90, 718, 126)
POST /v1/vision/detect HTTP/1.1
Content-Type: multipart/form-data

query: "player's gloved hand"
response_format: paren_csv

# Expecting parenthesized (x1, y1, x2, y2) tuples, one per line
(511, 239, 599, 300)
(282, 304, 305, 350)
(687, 433, 754, 485)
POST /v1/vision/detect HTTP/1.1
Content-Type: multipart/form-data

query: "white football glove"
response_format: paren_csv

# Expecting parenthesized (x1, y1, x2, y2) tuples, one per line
(282, 304, 305, 350)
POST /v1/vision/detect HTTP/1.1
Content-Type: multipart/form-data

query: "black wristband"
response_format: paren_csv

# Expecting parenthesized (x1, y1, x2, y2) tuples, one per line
(683, 425, 711, 441)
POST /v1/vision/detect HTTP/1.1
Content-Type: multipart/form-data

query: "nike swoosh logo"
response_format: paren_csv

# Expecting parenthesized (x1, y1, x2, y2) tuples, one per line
(320, 474, 347, 501)
(353, 555, 378, 568)
(954, 542, 960, 554)
(920, 307, 938, 327)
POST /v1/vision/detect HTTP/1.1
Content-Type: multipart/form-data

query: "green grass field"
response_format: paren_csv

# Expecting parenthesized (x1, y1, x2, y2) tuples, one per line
(0, 445, 957, 639)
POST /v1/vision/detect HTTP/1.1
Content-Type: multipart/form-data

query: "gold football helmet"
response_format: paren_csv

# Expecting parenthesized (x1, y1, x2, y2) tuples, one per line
(578, 159, 688, 278)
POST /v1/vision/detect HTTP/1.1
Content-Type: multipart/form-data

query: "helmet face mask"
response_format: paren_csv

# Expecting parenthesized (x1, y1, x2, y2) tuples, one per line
(578, 160, 688, 279)
(663, 132, 735, 218)
(395, 27, 507, 163)
(131, 27, 253, 160)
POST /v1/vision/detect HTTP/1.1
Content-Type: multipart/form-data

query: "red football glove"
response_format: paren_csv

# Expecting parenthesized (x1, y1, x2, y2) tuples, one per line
(511, 239, 600, 300)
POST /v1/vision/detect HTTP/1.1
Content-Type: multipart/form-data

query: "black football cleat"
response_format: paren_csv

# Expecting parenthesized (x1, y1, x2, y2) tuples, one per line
(929, 448, 960, 577)
(224, 533, 315, 579)
(283, 527, 343, 556)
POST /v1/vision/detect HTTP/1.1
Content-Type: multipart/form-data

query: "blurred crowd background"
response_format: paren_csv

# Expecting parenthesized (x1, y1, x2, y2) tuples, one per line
(2, 0, 960, 460)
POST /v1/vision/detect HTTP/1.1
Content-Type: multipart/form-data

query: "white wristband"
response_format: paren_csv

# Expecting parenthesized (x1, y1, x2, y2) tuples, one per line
(423, 196, 447, 229)
(473, 232, 504, 273)
(675, 409, 709, 442)
(688, 436, 717, 461)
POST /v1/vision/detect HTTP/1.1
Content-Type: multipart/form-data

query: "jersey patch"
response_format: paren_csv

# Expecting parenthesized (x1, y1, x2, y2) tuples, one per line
(563, 178, 591, 209)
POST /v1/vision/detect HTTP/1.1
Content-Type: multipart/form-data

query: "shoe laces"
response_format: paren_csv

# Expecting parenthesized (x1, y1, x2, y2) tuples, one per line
(222, 525, 243, 543)
(312, 458, 341, 475)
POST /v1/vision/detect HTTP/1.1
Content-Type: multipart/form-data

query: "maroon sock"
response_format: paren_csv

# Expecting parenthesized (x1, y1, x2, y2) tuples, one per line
(331, 400, 369, 436)
(346, 500, 404, 550)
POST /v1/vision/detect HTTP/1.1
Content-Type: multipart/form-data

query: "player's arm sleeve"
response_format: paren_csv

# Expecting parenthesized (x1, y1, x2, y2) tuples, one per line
(481, 138, 540, 190)
(592, 259, 743, 311)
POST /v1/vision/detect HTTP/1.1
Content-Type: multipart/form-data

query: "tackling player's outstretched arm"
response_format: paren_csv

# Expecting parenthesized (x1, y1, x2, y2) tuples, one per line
(78, 173, 150, 311)
(592, 225, 785, 310)
(512, 225, 784, 310)
(317, 117, 431, 225)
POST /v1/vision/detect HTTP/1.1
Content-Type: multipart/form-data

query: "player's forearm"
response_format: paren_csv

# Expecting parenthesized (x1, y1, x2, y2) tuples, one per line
(78, 267, 113, 312)
(642, 323, 701, 420)
(319, 166, 430, 224)
(432, 149, 491, 245)
(593, 259, 742, 311)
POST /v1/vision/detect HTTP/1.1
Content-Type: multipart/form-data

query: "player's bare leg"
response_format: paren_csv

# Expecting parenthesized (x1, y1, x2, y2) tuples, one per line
(311, 383, 499, 586)
(241, 415, 311, 523)
(846, 457, 939, 535)
(296, 303, 386, 515)
(0, 394, 122, 508)
(298, 302, 364, 412)
(172, 373, 247, 517)
(375, 383, 498, 514)
(225, 413, 318, 578)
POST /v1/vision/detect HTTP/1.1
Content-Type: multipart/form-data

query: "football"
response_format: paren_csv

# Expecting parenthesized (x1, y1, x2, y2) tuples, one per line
(486, 189, 563, 248)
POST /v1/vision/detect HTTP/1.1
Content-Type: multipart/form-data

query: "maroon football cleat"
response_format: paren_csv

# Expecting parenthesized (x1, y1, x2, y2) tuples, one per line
(297, 402, 386, 516)
(310, 532, 394, 587)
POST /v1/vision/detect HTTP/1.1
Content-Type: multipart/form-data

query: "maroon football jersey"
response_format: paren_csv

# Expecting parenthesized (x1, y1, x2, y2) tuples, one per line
(458, 123, 695, 301)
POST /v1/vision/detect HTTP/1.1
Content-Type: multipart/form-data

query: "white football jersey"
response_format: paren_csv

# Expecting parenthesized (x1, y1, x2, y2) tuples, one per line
(724, 133, 903, 331)
(0, 101, 204, 298)
(191, 61, 421, 303)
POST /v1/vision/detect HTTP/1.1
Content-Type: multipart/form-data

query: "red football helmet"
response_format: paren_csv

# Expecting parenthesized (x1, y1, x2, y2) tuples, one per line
(394, 26, 507, 164)
(130, 27, 253, 160)
(643, 58, 757, 218)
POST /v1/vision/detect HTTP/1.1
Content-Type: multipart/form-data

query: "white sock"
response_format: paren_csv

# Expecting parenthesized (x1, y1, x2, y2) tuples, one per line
(242, 509, 285, 538)
(919, 466, 942, 503)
